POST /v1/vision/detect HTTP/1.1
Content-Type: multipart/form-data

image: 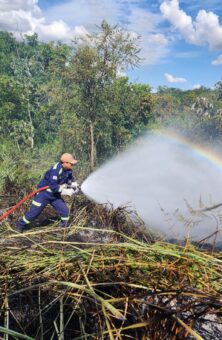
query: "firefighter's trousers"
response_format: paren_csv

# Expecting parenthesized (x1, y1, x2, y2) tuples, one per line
(16, 190, 69, 230)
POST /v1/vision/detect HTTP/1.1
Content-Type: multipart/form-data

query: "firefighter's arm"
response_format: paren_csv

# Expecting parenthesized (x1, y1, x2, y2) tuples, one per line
(48, 164, 64, 192)
(67, 173, 79, 193)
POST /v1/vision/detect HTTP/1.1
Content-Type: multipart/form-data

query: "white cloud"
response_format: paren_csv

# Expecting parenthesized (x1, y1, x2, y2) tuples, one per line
(33, 20, 74, 41)
(160, 0, 222, 50)
(127, 7, 162, 34)
(193, 84, 202, 89)
(0, 0, 171, 66)
(44, 0, 121, 28)
(148, 33, 168, 45)
(0, 9, 32, 32)
(164, 72, 187, 83)
(126, 6, 169, 65)
(212, 55, 222, 65)
(0, 0, 88, 41)
(0, 0, 40, 14)
(139, 33, 169, 65)
(45, 1, 170, 65)
(174, 51, 201, 58)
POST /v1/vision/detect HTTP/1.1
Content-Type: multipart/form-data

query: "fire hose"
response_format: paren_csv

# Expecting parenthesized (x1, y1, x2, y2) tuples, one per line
(0, 186, 49, 222)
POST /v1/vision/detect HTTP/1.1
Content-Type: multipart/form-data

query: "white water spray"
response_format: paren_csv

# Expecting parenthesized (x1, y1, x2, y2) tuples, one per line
(81, 132, 222, 243)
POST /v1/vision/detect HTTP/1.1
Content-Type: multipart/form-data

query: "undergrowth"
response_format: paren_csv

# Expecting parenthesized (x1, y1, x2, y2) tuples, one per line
(0, 197, 222, 339)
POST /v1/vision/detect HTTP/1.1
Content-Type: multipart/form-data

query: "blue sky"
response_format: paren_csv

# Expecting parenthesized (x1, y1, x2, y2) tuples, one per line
(1, 0, 222, 91)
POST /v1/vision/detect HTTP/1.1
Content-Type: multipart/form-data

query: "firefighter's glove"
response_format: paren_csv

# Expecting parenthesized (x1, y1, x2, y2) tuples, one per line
(58, 184, 67, 192)
(70, 181, 79, 193)
(61, 188, 75, 197)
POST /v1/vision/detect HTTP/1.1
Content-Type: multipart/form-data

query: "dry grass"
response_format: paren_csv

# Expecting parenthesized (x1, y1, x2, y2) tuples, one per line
(0, 197, 222, 339)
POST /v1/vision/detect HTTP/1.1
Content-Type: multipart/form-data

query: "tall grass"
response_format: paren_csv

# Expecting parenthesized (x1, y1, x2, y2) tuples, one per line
(0, 200, 222, 339)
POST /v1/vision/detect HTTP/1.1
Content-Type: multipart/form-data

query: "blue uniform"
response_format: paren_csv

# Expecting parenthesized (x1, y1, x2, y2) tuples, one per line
(16, 162, 76, 231)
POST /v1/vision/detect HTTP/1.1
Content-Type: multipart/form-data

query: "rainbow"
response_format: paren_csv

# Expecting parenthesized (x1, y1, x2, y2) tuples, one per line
(153, 129, 222, 169)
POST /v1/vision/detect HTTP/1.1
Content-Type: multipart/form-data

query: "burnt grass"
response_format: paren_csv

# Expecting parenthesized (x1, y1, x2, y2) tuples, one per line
(0, 193, 222, 339)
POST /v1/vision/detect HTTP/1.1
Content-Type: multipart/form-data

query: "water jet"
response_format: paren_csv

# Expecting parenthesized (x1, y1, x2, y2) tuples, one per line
(82, 130, 222, 244)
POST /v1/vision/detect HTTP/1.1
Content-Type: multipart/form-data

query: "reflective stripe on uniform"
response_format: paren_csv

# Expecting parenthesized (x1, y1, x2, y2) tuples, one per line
(59, 168, 63, 175)
(32, 200, 41, 207)
(61, 216, 69, 221)
(23, 216, 30, 224)
(53, 162, 59, 169)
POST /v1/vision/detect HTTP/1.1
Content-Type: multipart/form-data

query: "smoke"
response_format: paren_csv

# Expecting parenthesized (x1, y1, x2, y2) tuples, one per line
(81, 132, 222, 243)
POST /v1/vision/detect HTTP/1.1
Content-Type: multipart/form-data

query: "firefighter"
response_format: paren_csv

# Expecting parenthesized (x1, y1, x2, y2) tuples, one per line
(16, 153, 79, 232)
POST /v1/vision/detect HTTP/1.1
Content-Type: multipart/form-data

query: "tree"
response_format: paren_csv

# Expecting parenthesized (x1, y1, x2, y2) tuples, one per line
(215, 80, 222, 101)
(9, 120, 34, 149)
(65, 21, 141, 170)
(190, 96, 222, 140)
(0, 75, 26, 139)
(0, 31, 17, 75)
(9, 35, 69, 147)
(99, 78, 155, 158)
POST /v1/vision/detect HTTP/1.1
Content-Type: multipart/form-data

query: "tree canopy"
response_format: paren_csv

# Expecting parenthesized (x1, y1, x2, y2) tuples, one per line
(1, 23, 222, 190)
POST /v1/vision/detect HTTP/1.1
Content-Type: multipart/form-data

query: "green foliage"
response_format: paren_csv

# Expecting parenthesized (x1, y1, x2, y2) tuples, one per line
(63, 21, 141, 169)
(9, 120, 34, 149)
(1, 26, 222, 192)
(153, 85, 222, 141)
(0, 139, 63, 193)
(0, 75, 25, 122)
(0, 142, 17, 191)
(0, 31, 17, 75)
(96, 78, 155, 159)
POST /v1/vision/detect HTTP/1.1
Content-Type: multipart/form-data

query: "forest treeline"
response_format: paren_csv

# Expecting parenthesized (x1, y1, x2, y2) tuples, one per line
(1, 21, 222, 191)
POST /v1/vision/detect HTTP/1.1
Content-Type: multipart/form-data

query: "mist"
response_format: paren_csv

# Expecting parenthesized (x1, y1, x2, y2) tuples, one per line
(81, 132, 222, 243)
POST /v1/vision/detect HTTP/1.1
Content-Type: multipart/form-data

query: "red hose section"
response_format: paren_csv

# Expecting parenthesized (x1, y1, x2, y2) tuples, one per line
(0, 186, 49, 222)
